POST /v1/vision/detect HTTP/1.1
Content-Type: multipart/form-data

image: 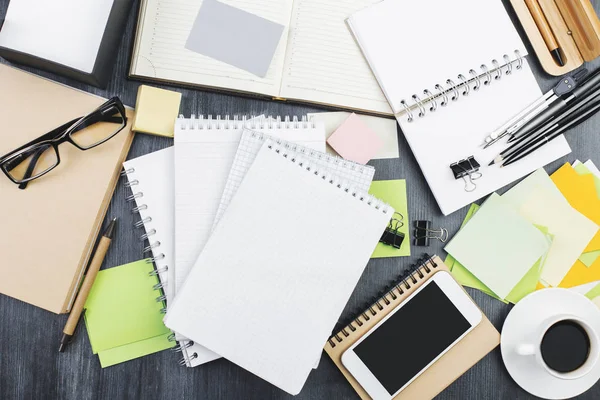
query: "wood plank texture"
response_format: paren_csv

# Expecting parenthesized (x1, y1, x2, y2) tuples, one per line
(1, 0, 600, 398)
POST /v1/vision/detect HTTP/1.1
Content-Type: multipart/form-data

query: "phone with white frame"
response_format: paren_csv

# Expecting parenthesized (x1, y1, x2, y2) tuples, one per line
(341, 271, 482, 400)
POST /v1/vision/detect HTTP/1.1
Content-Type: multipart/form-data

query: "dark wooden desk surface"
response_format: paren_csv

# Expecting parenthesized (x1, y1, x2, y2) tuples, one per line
(1, 1, 600, 399)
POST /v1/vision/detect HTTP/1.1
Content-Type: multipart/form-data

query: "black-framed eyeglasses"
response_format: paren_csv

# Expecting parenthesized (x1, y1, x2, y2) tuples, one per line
(0, 97, 127, 190)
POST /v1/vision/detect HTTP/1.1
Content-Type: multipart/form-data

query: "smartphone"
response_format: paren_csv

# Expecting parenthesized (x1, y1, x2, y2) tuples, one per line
(341, 271, 482, 399)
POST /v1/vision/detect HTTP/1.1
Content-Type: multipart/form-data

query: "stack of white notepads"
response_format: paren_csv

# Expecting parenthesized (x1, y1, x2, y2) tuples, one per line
(124, 116, 391, 395)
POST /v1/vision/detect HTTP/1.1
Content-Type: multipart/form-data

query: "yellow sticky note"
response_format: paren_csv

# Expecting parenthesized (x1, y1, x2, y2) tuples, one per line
(558, 259, 600, 288)
(133, 85, 182, 137)
(551, 163, 600, 252)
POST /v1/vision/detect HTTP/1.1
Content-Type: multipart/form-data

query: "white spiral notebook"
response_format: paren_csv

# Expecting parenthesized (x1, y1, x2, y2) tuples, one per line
(174, 115, 326, 366)
(348, 0, 572, 215)
(213, 129, 376, 228)
(122, 148, 211, 367)
(165, 140, 392, 394)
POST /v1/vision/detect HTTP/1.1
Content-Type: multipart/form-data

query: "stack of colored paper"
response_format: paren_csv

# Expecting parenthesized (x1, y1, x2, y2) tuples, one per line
(446, 163, 600, 303)
(84, 259, 173, 367)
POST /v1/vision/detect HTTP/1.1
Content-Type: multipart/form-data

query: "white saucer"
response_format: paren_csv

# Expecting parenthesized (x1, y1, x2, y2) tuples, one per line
(501, 288, 600, 399)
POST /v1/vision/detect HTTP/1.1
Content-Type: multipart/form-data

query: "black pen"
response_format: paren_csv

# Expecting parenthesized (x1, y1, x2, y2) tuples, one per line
(508, 67, 600, 142)
(500, 88, 600, 160)
(496, 95, 600, 167)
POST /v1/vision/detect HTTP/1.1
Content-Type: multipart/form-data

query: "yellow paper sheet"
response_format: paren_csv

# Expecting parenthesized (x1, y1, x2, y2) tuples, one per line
(559, 258, 600, 288)
(551, 164, 600, 252)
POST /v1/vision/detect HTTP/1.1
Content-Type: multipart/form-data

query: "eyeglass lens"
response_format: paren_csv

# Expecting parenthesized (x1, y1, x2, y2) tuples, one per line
(4, 143, 59, 183)
(70, 104, 126, 149)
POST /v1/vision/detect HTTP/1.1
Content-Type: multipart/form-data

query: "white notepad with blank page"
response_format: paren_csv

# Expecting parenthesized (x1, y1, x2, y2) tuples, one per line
(212, 129, 376, 228)
(122, 148, 215, 368)
(173, 116, 325, 366)
(165, 141, 392, 394)
(348, 0, 571, 215)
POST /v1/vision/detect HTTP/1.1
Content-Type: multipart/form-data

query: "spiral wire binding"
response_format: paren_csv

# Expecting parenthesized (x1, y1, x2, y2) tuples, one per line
(248, 130, 373, 179)
(327, 254, 438, 348)
(397, 51, 524, 122)
(122, 167, 170, 316)
(123, 166, 199, 366)
(264, 140, 390, 215)
(176, 114, 317, 131)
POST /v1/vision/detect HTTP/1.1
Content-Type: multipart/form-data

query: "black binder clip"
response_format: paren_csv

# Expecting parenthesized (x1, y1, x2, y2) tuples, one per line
(450, 156, 482, 192)
(379, 212, 405, 249)
(413, 220, 448, 247)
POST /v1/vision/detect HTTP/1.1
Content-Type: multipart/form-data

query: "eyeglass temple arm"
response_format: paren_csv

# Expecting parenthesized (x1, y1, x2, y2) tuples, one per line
(17, 146, 47, 190)
(0, 119, 78, 165)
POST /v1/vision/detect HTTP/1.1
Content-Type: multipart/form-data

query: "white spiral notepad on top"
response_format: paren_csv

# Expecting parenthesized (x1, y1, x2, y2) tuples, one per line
(166, 140, 392, 395)
(174, 115, 325, 366)
(213, 129, 376, 228)
(348, 0, 571, 215)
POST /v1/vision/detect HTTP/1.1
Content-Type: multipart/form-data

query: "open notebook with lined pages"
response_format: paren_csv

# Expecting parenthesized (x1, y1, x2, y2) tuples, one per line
(347, 0, 571, 215)
(130, 0, 391, 114)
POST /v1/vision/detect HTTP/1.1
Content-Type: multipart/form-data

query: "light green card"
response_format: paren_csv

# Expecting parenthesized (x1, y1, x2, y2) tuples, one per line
(446, 193, 550, 300)
(98, 334, 173, 368)
(581, 250, 600, 267)
(369, 180, 410, 258)
(84, 259, 172, 365)
(449, 203, 550, 304)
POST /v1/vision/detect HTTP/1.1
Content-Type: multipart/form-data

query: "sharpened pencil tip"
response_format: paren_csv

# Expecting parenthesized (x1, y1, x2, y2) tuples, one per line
(488, 160, 495, 166)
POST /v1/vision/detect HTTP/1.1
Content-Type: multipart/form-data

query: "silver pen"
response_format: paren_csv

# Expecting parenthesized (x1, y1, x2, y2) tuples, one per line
(482, 69, 588, 149)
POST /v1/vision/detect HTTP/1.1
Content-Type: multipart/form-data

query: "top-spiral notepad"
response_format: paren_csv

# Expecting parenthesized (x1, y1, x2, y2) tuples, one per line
(348, 0, 572, 216)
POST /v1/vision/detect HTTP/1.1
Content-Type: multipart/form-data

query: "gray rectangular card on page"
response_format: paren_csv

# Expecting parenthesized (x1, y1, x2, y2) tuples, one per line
(185, 0, 285, 78)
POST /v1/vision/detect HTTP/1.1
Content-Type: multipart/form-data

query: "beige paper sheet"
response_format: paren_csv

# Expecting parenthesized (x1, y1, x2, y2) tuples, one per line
(0, 64, 134, 313)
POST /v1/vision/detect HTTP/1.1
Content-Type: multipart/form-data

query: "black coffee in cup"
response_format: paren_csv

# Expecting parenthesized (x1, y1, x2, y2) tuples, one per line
(541, 320, 591, 373)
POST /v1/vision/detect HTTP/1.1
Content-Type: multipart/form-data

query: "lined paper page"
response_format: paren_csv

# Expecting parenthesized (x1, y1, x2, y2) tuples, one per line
(131, 0, 293, 96)
(279, 0, 391, 114)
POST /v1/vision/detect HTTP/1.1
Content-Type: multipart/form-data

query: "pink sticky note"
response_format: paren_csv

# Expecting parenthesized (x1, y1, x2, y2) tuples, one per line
(327, 113, 383, 164)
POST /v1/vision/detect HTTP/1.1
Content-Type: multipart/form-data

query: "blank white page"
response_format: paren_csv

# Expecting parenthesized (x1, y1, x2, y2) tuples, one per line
(174, 117, 325, 294)
(166, 143, 392, 394)
(0, 0, 113, 72)
(279, 0, 391, 114)
(213, 129, 375, 227)
(131, 0, 293, 96)
(348, 0, 528, 113)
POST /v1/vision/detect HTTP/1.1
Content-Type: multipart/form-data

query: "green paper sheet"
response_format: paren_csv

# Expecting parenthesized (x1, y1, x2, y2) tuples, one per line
(581, 250, 600, 268)
(98, 334, 173, 368)
(445, 193, 550, 299)
(449, 203, 550, 304)
(585, 283, 600, 301)
(84, 259, 172, 365)
(369, 180, 410, 258)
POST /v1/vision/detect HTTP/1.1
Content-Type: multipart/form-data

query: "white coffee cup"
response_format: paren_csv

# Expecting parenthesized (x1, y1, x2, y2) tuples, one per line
(516, 314, 599, 380)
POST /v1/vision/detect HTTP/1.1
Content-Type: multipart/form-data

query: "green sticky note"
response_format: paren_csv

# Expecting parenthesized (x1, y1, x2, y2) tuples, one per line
(449, 204, 507, 303)
(98, 333, 173, 368)
(369, 180, 410, 258)
(585, 283, 600, 301)
(446, 194, 550, 299)
(581, 250, 600, 268)
(84, 259, 171, 355)
(448, 201, 551, 304)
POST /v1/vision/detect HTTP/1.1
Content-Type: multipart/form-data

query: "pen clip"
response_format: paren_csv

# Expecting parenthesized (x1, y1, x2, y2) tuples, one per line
(553, 69, 589, 97)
